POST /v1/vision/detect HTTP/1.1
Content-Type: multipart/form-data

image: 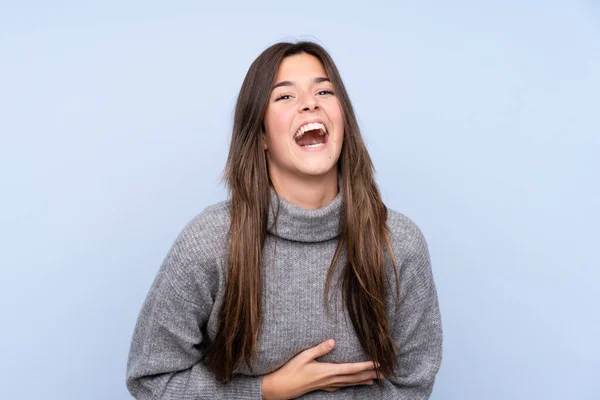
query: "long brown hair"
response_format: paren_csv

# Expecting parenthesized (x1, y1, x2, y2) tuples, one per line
(203, 41, 399, 385)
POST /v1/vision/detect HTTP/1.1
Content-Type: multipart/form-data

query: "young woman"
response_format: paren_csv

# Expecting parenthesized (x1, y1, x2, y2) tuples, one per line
(126, 41, 443, 399)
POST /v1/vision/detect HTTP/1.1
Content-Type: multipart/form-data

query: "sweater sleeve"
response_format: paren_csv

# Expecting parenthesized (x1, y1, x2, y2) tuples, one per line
(125, 218, 263, 400)
(383, 220, 443, 399)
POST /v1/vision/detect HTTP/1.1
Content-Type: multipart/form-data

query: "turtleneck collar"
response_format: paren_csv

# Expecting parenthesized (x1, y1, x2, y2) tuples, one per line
(266, 182, 343, 243)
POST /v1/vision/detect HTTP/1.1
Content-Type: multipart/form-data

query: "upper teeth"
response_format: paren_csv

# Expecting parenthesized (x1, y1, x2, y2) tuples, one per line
(294, 122, 327, 140)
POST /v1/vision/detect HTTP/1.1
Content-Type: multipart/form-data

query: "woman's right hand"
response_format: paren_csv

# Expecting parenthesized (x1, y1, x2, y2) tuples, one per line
(261, 339, 380, 400)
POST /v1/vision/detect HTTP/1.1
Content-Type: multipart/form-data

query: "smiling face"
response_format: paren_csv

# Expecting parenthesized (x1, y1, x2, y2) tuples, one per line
(262, 53, 344, 185)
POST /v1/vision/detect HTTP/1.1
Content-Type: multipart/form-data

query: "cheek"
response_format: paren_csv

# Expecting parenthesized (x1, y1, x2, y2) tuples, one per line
(265, 108, 294, 137)
(335, 103, 344, 125)
(323, 100, 342, 121)
(327, 103, 345, 136)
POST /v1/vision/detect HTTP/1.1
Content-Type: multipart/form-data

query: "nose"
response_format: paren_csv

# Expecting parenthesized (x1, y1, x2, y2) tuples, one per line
(297, 91, 319, 112)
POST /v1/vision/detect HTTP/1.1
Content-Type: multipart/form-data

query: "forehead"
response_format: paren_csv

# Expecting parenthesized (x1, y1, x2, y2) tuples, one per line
(275, 53, 328, 82)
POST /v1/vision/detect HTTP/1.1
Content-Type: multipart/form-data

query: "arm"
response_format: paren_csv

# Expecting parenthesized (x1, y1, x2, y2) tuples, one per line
(125, 220, 262, 399)
(383, 220, 443, 399)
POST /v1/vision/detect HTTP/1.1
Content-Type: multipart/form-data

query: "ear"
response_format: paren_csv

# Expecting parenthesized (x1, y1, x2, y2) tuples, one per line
(261, 122, 268, 150)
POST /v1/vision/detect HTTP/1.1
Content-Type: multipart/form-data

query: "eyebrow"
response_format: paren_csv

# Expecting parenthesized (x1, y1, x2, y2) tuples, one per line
(271, 77, 331, 91)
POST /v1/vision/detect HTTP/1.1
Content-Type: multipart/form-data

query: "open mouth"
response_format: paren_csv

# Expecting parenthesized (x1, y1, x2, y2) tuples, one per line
(294, 122, 329, 148)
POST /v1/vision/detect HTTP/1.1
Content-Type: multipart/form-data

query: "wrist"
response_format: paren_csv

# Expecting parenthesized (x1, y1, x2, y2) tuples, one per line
(261, 375, 273, 400)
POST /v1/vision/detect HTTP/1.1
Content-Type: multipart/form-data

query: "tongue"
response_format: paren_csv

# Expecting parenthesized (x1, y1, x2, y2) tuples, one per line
(296, 130, 326, 146)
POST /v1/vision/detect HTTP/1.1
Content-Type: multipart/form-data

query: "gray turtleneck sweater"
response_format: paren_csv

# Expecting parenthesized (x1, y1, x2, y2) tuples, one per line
(126, 188, 443, 399)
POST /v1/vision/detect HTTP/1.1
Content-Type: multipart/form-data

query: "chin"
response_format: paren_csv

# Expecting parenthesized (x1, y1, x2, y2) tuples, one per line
(297, 163, 337, 177)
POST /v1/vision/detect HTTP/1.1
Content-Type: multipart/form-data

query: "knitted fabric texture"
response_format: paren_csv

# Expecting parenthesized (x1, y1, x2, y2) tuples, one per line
(126, 188, 443, 399)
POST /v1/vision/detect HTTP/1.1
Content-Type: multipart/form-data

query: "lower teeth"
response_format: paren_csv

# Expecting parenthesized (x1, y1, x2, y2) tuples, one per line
(303, 143, 324, 148)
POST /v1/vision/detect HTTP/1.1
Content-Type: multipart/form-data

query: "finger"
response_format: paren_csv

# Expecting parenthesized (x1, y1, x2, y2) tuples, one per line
(320, 360, 380, 376)
(301, 339, 335, 361)
(329, 370, 379, 386)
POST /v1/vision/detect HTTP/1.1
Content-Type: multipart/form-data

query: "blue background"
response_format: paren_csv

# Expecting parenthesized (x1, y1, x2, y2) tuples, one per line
(1, 1, 598, 399)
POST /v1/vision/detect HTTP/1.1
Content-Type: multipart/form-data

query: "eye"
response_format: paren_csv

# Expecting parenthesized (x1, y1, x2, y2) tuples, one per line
(275, 94, 293, 101)
(317, 90, 335, 96)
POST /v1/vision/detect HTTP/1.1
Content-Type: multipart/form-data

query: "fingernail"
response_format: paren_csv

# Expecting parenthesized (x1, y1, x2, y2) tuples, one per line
(327, 339, 334, 348)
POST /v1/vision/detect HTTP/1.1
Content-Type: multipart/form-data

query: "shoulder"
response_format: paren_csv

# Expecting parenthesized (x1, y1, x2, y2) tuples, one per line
(385, 207, 430, 265)
(161, 200, 231, 298)
(174, 199, 232, 257)
(385, 207, 436, 305)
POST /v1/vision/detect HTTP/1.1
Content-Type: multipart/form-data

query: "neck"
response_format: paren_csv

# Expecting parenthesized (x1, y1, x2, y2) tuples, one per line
(269, 169, 339, 210)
